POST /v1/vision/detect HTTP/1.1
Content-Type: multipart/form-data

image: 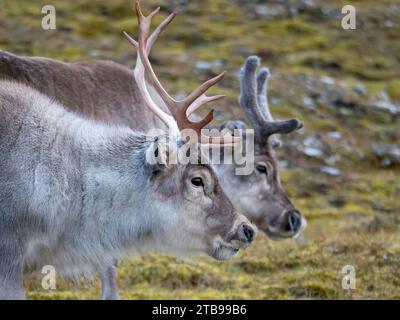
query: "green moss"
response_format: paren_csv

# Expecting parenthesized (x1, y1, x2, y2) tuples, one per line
(289, 282, 337, 299)
(386, 79, 400, 102)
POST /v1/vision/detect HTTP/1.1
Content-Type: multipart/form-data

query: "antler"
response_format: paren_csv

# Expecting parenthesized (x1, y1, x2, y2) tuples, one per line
(124, 0, 237, 145)
(239, 56, 303, 147)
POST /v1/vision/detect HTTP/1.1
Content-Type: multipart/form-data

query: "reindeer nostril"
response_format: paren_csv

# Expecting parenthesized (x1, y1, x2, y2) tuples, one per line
(242, 224, 255, 243)
(287, 210, 301, 233)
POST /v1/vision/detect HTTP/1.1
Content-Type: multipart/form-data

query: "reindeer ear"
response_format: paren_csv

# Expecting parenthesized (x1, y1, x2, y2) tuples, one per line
(271, 138, 282, 149)
(145, 136, 170, 172)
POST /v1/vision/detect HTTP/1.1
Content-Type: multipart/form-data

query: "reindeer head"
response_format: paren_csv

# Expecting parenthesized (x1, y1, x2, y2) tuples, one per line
(218, 56, 306, 240)
(125, 1, 256, 260)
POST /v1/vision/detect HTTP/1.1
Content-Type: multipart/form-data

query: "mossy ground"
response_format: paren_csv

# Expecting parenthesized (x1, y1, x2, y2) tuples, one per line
(1, 0, 399, 299)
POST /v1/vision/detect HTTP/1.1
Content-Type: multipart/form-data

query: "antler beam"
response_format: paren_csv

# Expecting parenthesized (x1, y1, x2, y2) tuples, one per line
(239, 56, 303, 146)
(124, 0, 237, 145)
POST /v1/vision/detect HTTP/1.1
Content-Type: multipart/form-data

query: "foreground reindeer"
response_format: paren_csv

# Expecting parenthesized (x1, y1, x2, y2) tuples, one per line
(0, 1, 305, 298)
(0, 2, 306, 240)
(0, 12, 256, 298)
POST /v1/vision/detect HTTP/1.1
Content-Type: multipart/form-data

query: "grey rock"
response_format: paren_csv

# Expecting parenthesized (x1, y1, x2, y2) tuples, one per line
(254, 5, 280, 17)
(372, 100, 400, 115)
(195, 60, 223, 71)
(304, 147, 323, 157)
(270, 97, 282, 105)
(320, 166, 341, 176)
(327, 131, 341, 139)
(352, 84, 367, 96)
(301, 134, 330, 158)
(372, 144, 400, 167)
(320, 76, 335, 85)
(325, 155, 342, 165)
(303, 96, 316, 110)
(89, 50, 101, 57)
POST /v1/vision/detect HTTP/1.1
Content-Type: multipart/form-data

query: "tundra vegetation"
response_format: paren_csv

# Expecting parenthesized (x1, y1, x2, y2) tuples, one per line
(0, 0, 399, 299)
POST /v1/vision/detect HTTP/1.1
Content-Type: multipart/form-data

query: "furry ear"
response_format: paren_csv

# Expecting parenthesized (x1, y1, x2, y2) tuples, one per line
(271, 139, 282, 149)
(145, 136, 171, 172)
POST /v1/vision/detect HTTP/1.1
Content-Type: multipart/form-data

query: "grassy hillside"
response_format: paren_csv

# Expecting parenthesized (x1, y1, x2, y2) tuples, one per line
(1, 0, 399, 299)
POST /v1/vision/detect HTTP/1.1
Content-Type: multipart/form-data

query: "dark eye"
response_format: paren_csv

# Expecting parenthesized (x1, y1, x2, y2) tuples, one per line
(256, 164, 267, 174)
(191, 177, 204, 187)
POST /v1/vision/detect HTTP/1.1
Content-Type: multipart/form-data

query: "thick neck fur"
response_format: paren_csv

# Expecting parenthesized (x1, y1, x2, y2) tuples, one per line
(0, 81, 161, 277)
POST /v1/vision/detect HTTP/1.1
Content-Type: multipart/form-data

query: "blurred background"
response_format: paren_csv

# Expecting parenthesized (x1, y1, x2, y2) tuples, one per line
(1, 0, 399, 299)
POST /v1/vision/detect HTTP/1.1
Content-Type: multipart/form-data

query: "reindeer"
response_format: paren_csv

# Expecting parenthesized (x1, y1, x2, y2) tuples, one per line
(0, 1, 305, 299)
(217, 55, 307, 240)
(0, 9, 257, 298)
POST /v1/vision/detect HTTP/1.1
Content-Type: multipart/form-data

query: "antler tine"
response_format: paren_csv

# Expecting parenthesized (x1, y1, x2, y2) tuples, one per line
(256, 67, 282, 148)
(182, 71, 226, 113)
(256, 67, 274, 121)
(186, 94, 243, 145)
(239, 56, 266, 128)
(147, 11, 177, 53)
(122, 2, 179, 134)
(125, 28, 176, 130)
(133, 1, 179, 108)
(123, 31, 138, 48)
(186, 94, 225, 118)
(124, 1, 237, 145)
(138, 21, 227, 133)
(240, 56, 303, 140)
(130, 0, 236, 145)
(123, 10, 177, 53)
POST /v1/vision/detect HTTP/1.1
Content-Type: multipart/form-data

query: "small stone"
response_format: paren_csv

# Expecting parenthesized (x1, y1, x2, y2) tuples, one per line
(304, 147, 323, 157)
(270, 97, 282, 105)
(325, 155, 342, 165)
(384, 20, 394, 28)
(89, 50, 101, 57)
(254, 5, 280, 17)
(373, 100, 400, 115)
(301, 135, 329, 158)
(320, 76, 335, 85)
(378, 90, 389, 101)
(327, 131, 341, 139)
(303, 96, 316, 109)
(320, 166, 341, 176)
(352, 84, 367, 96)
(304, 0, 315, 6)
(195, 60, 223, 71)
(372, 144, 400, 167)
